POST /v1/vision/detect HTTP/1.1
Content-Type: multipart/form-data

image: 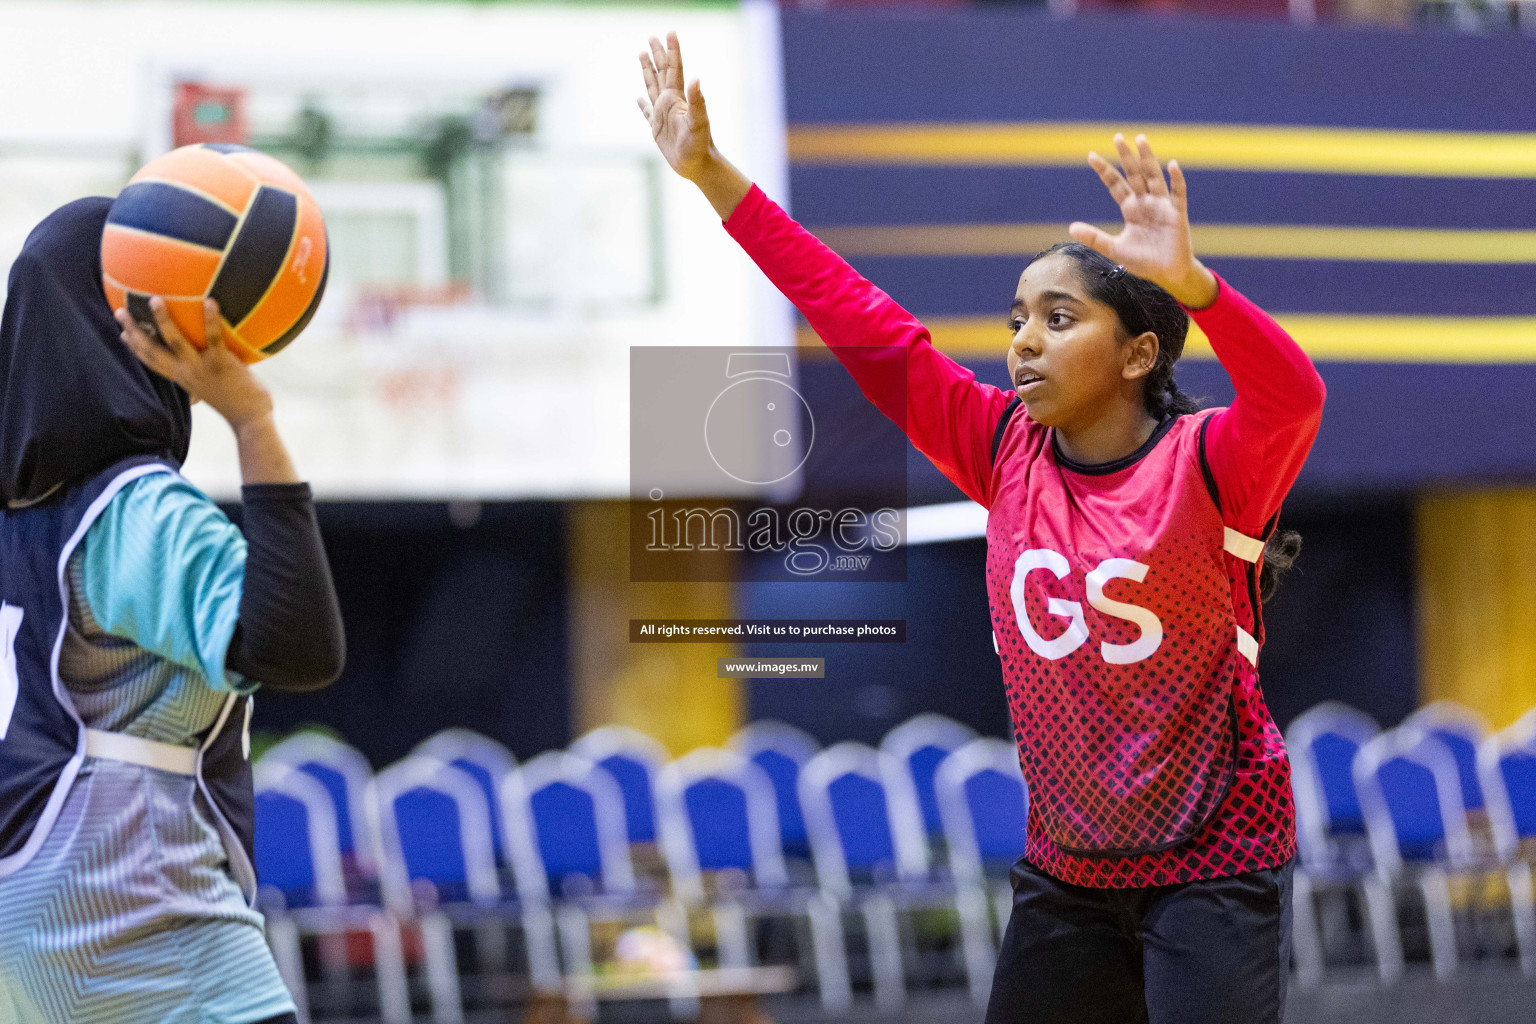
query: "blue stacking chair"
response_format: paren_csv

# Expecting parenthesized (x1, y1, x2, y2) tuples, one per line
(503, 751, 637, 902)
(254, 760, 409, 1024)
(655, 747, 790, 904)
(799, 741, 978, 1013)
(1479, 711, 1536, 976)
(654, 747, 850, 1009)
(412, 730, 518, 871)
(569, 725, 667, 846)
(256, 761, 348, 911)
(1286, 703, 1384, 985)
(1353, 728, 1477, 981)
(1405, 701, 1492, 817)
(262, 732, 377, 883)
(367, 756, 559, 1021)
(934, 738, 1029, 1004)
(411, 730, 522, 978)
(879, 714, 978, 843)
(502, 751, 687, 1013)
(369, 756, 501, 911)
(729, 720, 821, 862)
(1287, 702, 1381, 874)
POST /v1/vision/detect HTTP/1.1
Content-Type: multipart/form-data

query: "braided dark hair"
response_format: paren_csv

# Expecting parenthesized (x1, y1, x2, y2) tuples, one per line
(1027, 241, 1299, 602)
(1033, 241, 1200, 419)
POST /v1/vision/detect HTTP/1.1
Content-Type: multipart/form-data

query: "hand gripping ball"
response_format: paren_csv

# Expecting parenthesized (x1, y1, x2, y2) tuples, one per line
(101, 144, 328, 363)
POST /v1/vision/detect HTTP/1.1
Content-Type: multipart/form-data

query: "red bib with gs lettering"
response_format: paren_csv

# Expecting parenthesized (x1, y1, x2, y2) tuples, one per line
(987, 406, 1264, 857)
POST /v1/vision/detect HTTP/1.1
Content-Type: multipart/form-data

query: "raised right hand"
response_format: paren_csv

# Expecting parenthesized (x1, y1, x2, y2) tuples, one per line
(116, 297, 301, 484)
(637, 32, 715, 181)
(115, 297, 275, 431)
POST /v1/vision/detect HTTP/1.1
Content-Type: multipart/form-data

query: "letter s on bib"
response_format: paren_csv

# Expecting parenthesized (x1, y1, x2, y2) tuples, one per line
(1010, 549, 1089, 660)
(1085, 558, 1163, 665)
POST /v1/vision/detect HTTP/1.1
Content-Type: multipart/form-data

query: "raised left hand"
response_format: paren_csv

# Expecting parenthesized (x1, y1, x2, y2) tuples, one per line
(1068, 133, 1218, 309)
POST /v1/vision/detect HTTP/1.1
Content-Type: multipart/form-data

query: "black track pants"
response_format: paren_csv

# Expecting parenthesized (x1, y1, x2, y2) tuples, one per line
(984, 857, 1294, 1024)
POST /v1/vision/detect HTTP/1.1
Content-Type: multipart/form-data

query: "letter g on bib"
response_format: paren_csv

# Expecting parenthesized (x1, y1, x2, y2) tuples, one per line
(1010, 549, 1090, 660)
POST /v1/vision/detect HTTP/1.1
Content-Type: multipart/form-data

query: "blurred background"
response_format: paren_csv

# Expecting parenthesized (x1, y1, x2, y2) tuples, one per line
(4, 0, 1536, 1021)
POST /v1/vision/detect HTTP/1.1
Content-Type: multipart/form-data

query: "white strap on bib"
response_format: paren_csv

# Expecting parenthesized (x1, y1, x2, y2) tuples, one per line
(1236, 625, 1260, 667)
(84, 729, 197, 776)
(1223, 527, 1266, 564)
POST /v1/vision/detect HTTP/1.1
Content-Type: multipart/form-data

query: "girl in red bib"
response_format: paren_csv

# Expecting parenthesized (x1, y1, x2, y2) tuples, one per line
(639, 32, 1324, 1024)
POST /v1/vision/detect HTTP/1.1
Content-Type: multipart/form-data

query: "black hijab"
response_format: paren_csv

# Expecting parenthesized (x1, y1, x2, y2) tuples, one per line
(0, 197, 191, 507)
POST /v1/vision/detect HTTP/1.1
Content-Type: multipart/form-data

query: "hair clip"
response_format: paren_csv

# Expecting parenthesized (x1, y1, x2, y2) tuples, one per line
(1107, 264, 1127, 281)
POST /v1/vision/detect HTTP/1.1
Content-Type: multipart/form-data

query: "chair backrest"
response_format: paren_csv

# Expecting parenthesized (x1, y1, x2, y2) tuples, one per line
(502, 751, 636, 902)
(1353, 728, 1474, 876)
(260, 731, 376, 876)
(1404, 701, 1491, 811)
(1479, 713, 1536, 862)
(569, 725, 668, 844)
(879, 713, 979, 836)
(412, 729, 518, 865)
(728, 720, 821, 858)
(1285, 701, 1380, 866)
(655, 747, 789, 902)
(798, 742, 928, 898)
(254, 760, 347, 910)
(366, 756, 501, 914)
(934, 738, 1029, 888)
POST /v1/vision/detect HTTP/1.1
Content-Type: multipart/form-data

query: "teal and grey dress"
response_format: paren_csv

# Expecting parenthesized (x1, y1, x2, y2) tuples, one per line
(0, 472, 293, 1024)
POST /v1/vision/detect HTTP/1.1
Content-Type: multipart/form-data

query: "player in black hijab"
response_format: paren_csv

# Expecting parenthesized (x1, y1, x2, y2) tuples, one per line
(0, 197, 191, 508)
(0, 195, 342, 1024)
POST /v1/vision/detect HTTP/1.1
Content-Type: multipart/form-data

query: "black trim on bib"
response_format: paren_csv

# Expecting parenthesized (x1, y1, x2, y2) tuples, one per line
(1197, 413, 1223, 514)
(1053, 413, 1180, 477)
(992, 395, 1022, 466)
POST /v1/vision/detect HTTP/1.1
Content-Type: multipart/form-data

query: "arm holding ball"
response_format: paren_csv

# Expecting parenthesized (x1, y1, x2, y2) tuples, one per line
(116, 296, 344, 691)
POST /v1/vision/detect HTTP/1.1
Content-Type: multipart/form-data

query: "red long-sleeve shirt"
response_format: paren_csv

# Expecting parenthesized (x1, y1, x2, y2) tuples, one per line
(723, 182, 1324, 885)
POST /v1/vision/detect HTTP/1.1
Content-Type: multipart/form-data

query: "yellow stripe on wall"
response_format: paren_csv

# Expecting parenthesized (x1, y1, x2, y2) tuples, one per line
(797, 315, 1536, 363)
(788, 122, 1536, 178)
(813, 222, 1536, 265)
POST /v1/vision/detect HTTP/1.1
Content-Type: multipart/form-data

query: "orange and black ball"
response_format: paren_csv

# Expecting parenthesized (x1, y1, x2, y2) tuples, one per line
(102, 144, 328, 363)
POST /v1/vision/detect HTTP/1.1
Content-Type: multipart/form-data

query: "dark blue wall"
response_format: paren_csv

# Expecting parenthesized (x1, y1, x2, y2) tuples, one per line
(244, 502, 571, 767)
(782, 10, 1536, 131)
(781, 8, 1536, 489)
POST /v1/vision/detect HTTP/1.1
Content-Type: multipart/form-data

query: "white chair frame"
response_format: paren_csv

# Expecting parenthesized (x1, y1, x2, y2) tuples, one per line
(255, 760, 409, 1024)
(1353, 729, 1476, 983)
(798, 742, 955, 1013)
(502, 751, 685, 1018)
(261, 731, 378, 877)
(1477, 714, 1536, 977)
(933, 738, 1028, 1005)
